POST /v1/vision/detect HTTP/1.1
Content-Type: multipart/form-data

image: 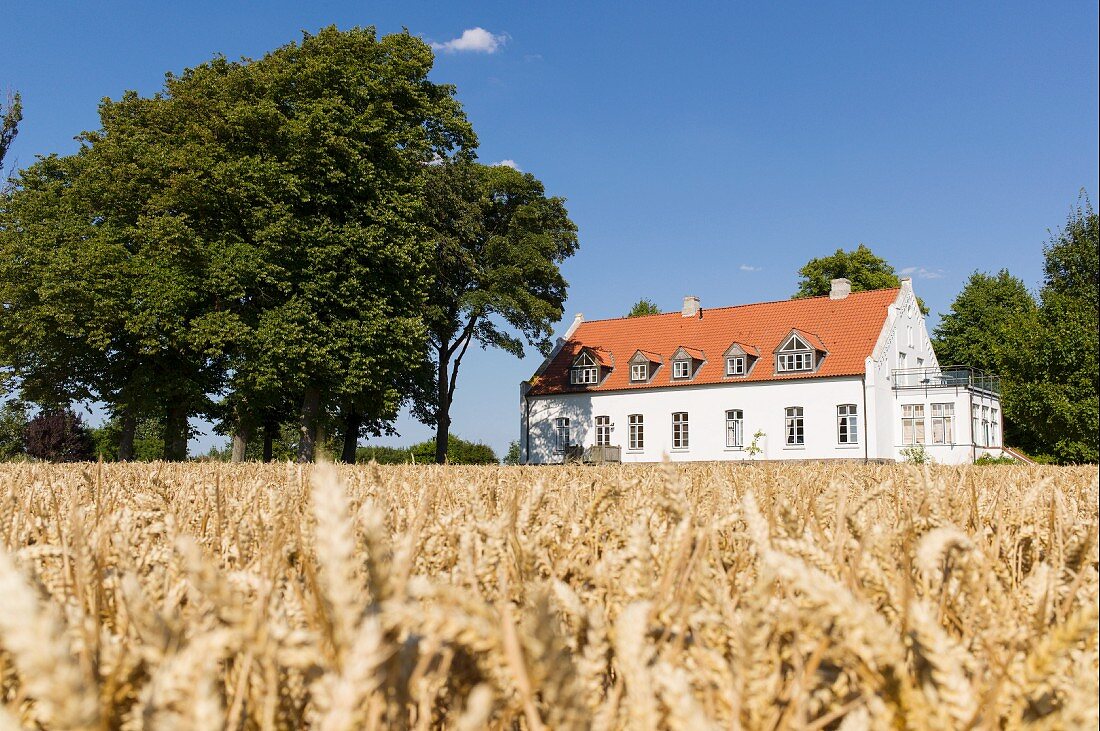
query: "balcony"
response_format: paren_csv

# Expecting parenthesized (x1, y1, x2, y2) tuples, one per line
(891, 366, 1000, 395)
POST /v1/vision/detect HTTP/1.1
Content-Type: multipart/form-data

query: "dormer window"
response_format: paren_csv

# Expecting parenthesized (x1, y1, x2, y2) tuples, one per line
(669, 346, 705, 381)
(775, 331, 825, 373)
(723, 342, 759, 378)
(628, 350, 662, 383)
(570, 350, 601, 385)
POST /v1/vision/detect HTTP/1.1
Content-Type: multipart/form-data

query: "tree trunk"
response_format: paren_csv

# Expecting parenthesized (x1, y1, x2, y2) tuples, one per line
(340, 407, 361, 464)
(262, 419, 274, 463)
(163, 402, 189, 461)
(297, 386, 322, 463)
(118, 409, 137, 462)
(435, 349, 451, 464)
(231, 422, 252, 463)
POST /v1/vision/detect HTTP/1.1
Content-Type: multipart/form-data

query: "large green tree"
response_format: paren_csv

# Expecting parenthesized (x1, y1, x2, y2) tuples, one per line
(1000, 198, 1098, 463)
(933, 270, 1036, 371)
(1, 27, 475, 463)
(419, 159, 578, 463)
(793, 244, 901, 297)
(932, 270, 1037, 447)
(794, 243, 927, 312)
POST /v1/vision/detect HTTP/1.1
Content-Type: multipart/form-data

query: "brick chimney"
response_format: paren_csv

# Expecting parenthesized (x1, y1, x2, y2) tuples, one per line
(681, 295, 701, 318)
(829, 278, 851, 300)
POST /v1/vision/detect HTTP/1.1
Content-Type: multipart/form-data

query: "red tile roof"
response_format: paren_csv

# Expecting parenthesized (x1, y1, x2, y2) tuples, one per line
(527, 288, 899, 395)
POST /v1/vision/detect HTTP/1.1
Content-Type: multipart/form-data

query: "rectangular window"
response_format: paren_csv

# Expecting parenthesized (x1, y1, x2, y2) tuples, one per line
(982, 406, 991, 447)
(931, 403, 954, 444)
(726, 356, 745, 376)
(628, 414, 644, 450)
(725, 409, 744, 448)
(972, 404, 981, 446)
(595, 415, 611, 446)
(673, 360, 691, 379)
(570, 366, 597, 385)
(902, 404, 925, 444)
(554, 417, 571, 453)
(777, 352, 813, 372)
(837, 404, 858, 444)
(990, 408, 999, 447)
(907, 326, 914, 348)
(630, 363, 648, 382)
(672, 412, 689, 449)
(785, 406, 804, 446)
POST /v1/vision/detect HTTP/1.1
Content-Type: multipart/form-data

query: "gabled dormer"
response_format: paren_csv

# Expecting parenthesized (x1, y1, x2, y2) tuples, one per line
(628, 350, 662, 383)
(722, 342, 760, 377)
(569, 347, 612, 385)
(774, 329, 827, 374)
(670, 346, 705, 381)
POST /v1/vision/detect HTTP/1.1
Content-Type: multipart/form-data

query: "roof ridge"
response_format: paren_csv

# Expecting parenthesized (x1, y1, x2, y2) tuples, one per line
(576, 287, 900, 326)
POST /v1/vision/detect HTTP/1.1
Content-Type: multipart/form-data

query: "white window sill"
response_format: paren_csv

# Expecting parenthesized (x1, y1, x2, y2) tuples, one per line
(724, 447, 744, 452)
(783, 445, 806, 450)
(836, 444, 860, 449)
(626, 449, 644, 454)
(670, 448, 690, 452)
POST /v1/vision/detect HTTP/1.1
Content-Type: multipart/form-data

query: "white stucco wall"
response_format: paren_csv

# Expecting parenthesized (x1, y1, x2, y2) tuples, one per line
(522, 376, 870, 464)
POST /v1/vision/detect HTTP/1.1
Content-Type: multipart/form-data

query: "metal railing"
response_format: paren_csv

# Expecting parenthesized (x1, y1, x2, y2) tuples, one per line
(891, 366, 1000, 395)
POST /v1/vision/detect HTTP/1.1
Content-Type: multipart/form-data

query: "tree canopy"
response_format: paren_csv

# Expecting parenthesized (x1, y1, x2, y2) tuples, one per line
(998, 197, 1098, 463)
(627, 299, 661, 317)
(794, 244, 927, 313)
(418, 158, 578, 463)
(933, 270, 1036, 372)
(0, 27, 476, 462)
(0, 91, 21, 174)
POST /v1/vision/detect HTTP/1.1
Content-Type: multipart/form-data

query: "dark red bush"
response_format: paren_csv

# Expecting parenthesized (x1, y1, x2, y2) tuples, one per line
(24, 409, 95, 462)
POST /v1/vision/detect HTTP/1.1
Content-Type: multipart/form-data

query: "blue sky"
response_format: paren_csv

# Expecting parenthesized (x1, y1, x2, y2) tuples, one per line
(4, 1, 1098, 457)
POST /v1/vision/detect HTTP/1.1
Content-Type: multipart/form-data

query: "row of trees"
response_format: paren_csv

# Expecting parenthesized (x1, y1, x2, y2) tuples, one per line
(0, 27, 578, 463)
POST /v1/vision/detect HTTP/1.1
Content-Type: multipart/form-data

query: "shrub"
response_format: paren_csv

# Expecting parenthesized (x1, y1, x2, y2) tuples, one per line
(974, 453, 1019, 465)
(899, 443, 933, 464)
(0, 400, 29, 461)
(24, 409, 95, 462)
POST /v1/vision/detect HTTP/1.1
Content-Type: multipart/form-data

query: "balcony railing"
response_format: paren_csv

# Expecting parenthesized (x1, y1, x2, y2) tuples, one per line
(891, 366, 1000, 395)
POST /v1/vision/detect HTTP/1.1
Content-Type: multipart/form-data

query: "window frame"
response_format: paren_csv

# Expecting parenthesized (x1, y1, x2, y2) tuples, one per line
(570, 365, 598, 385)
(837, 404, 858, 444)
(725, 409, 744, 448)
(595, 415, 611, 446)
(628, 414, 644, 450)
(671, 412, 689, 449)
(784, 406, 805, 446)
(726, 356, 746, 376)
(630, 362, 648, 382)
(777, 351, 814, 372)
(931, 403, 954, 444)
(672, 359, 691, 379)
(553, 417, 571, 453)
(901, 404, 925, 445)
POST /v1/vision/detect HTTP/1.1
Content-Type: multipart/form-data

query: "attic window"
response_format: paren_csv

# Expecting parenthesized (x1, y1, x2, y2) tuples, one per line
(570, 351, 599, 385)
(630, 363, 648, 382)
(777, 334, 815, 372)
(726, 356, 746, 376)
(673, 360, 691, 379)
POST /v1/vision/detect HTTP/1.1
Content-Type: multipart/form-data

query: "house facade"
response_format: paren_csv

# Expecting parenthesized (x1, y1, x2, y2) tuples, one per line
(520, 278, 1006, 465)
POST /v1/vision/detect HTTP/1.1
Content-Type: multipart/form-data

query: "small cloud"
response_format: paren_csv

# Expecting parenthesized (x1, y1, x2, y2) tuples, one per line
(523, 53, 543, 63)
(740, 264, 762, 272)
(493, 159, 521, 171)
(431, 27, 508, 54)
(900, 266, 945, 280)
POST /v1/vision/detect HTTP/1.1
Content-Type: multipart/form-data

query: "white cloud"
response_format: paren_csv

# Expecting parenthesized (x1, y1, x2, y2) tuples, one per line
(431, 28, 508, 54)
(740, 264, 762, 272)
(493, 159, 521, 170)
(900, 266, 945, 280)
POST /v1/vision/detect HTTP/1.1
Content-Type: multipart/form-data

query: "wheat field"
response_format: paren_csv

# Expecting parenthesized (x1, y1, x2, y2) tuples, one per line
(0, 462, 1096, 730)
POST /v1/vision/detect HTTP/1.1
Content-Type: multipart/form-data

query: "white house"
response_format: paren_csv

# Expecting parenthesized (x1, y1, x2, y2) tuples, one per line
(520, 278, 1007, 465)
